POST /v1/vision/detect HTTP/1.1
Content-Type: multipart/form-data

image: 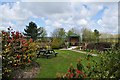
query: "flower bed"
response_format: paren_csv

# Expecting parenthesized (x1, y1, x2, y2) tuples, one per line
(56, 54, 94, 79)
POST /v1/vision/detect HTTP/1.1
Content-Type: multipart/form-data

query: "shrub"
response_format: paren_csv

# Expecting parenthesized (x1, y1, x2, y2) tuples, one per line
(86, 42, 112, 51)
(114, 42, 120, 50)
(86, 43, 95, 50)
(51, 38, 63, 49)
(56, 59, 87, 79)
(95, 42, 111, 51)
(2, 27, 36, 79)
(82, 46, 120, 78)
(91, 47, 120, 78)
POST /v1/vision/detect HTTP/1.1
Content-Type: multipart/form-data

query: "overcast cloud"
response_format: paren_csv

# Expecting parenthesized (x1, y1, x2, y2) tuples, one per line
(0, 1, 118, 36)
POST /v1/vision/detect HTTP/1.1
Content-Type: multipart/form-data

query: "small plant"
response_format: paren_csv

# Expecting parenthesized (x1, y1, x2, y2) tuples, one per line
(56, 59, 86, 79)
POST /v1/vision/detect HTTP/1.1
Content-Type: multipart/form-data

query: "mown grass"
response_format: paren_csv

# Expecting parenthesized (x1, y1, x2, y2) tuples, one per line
(35, 50, 100, 78)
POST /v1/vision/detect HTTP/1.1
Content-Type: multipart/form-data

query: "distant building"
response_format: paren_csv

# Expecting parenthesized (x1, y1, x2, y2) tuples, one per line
(68, 35, 80, 46)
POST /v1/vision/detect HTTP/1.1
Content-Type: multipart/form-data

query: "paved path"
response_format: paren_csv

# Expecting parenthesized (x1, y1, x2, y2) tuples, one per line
(60, 46, 78, 50)
(70, 50, 97, 56)
(60, 48, 97, 56)
(67, 46, 77, 50)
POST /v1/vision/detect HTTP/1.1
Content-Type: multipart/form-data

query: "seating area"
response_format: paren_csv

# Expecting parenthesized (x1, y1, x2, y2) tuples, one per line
(37, 49, 58, 59)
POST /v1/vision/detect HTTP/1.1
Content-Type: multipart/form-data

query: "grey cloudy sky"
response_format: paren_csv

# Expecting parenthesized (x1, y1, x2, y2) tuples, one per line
(0, 0, 119, 36)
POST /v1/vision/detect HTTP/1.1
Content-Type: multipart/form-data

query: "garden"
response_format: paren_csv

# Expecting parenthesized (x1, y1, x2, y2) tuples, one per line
(1, 23, 120, 79)
(35, 50, 100, 78)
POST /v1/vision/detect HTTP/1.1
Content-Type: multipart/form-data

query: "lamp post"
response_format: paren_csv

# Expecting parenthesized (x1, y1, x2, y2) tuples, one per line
(81, 33, 82, 43)
(79, 33, 83, 50)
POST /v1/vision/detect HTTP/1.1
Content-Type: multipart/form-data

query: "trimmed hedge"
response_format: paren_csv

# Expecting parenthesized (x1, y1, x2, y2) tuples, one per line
(86, 42, 112, 51)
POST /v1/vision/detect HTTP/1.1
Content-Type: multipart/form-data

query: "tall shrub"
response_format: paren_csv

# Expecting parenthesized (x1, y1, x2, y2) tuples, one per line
(2, 27, 36, 79)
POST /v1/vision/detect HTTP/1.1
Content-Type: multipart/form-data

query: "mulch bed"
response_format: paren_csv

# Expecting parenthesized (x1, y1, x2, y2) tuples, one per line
(12, 61, 40, 79)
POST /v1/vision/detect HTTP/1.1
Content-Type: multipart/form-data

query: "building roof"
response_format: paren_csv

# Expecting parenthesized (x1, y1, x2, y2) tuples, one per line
(69, 34, 79, 37)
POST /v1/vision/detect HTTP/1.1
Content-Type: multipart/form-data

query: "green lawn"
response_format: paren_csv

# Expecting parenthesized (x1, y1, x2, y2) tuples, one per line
(35, 50, 100, 78)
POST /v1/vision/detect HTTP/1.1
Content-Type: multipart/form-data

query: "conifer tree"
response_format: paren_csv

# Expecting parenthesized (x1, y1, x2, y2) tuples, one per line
(23, 21, 43, 41)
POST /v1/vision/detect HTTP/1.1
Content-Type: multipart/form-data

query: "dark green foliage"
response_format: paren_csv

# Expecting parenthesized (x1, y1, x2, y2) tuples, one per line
(94, 29, 101, 43)
(114, 42, 120, 50)
(23, 21, 43, 41)
(77, 62, 83, 71)
(92, 47, 120, 78)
